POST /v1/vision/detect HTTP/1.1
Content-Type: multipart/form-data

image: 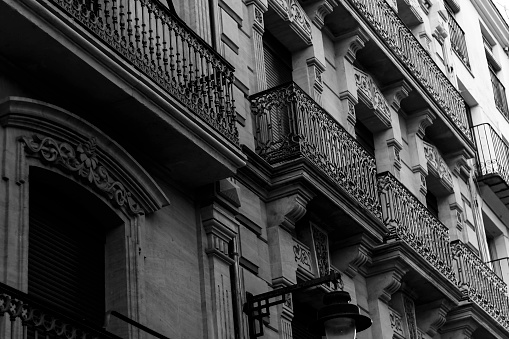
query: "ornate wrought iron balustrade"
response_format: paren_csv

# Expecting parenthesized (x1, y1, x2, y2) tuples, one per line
(472, 124, 509, 184)
(348, 0, 472, 142)
(0, 282, 120, 339)
(45, 0, 238, 145)
(250, 82, 381, 219)
(451, 240, 509, 330)
(377, 172, 455, 282)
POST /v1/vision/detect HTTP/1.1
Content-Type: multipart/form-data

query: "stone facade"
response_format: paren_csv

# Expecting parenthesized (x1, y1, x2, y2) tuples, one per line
(1, 0, 509, 339)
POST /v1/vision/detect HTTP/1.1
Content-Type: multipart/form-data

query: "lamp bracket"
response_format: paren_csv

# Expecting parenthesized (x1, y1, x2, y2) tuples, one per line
(243, 271, 342, 338)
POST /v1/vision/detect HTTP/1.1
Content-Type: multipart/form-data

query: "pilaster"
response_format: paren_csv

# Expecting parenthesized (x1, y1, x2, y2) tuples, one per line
(333, 28, 370, 135)
(200, 181, 241, 339)
(366, 260, 408, 339)
(407, 109, 436, 203)
(245, 0, 268, 92)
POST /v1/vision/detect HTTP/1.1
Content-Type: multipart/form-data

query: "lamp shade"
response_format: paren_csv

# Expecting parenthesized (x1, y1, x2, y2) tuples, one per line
(310, 290, 372, 336)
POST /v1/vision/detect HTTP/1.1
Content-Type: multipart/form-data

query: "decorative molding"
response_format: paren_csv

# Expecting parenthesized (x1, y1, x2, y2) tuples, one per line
(366, 260, 408, 303)
(266, 191, 312, 231)
(422, 141, 454, 192)
(389, 307, 404, 337)
(293, 239, 313, 275)
(407, 109, 436, 139)
(383, 80, 412, 112)
(353, 67, 392, 128)
(21, 135, 144, 215)
(334, 28, 370, 63)
(0, 97, 169, 215)
(307, 57, 326, 103)
(387, 138, 403, 172)
(311, 224, 330, 278)
(268, 0, 313, 45)
(307, 0, 336, 30)
(403, 296, 418, 339)
(416, 299, 452, 337)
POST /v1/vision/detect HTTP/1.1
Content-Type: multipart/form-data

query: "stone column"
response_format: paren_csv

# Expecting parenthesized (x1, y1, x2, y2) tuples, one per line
(245, 0, 268, 92)
(333, 28, 370, 135)
(200, 178, 242, 339)
(265, 186, 314, 337)
(366, 260, 408, 339)
(406, 109, 436, 203)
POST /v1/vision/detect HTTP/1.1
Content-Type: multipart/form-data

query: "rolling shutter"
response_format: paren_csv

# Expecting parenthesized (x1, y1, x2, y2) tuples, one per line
(28, 180, 105, 326)
(263, 32, 292, 89)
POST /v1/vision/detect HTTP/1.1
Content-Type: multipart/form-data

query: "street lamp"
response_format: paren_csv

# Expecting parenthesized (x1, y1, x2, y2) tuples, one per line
(310, 290, 372, 339)
(243, 271, 372, 339)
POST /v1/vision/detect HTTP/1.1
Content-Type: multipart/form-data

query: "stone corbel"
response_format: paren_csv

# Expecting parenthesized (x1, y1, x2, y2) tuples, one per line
(383, 80, 412, 113)
(407, 109, 436, 200)
(367, 260, 408, 303)
(334, 28, 370, 64)
(446, 150, 472, 180)
(407, 109, 436, 139)
(306, 57, 326, 104)
(387, 138, 403, 173)
(416, 299, 454, 337)
(439, 317, 478, 339)
(330, 233, 374, 278)
(304, 0, 337, 30)
(267, 190, 313, 232)
(201, 203, 239, 263)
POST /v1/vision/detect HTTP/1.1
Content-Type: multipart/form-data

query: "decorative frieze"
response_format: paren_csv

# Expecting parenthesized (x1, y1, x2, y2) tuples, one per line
(20, 135, 144, 215)
(423, 141, 454, 191)
(389, 307, 404, 337)
(353, 67, 392, 128)
(293, 239, 313, 275)
(311, 224, 330, 279)
(268, 0, 312, 45)
(404, 296, 418, 339)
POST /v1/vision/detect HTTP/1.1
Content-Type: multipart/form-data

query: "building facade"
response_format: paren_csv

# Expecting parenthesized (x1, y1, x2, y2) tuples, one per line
(1, 0, 509, 338)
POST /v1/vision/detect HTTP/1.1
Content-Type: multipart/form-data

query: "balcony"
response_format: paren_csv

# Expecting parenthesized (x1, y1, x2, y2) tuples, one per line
(0, 282, 120, 339)
(472, 124, 509, 208)
(346, 0, 472, 144)
(0, 0, 244, 187)
(377, 172, 456, 283)
(452, 240, 509, 331)
(250, 82, 381, 220)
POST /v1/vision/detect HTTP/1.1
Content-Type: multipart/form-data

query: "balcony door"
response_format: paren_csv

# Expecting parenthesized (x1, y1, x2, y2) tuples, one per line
(28, 168, 107, 327)
(263, 31, 292, 89)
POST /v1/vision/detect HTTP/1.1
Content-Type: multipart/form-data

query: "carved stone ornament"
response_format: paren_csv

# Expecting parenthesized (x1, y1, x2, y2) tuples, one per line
(20, 134, 144, 215)
(311, 224, 330, 278)
(423, 141, 454, 191)
(293, 240, 313, 274)
(353, 67, 392, 127)
(404, 296, 418, 339)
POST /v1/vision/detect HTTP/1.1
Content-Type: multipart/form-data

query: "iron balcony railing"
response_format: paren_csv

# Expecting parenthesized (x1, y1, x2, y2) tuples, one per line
(46, 0, 238, 145)
(347, 0, 472, 142)
(377, 172, 456, 283)
(490, 70, 509, 120)
(472, 124, 509, 184)
(452, 240, 509, 330)
(250, 82, 382, 220)
(0, 282, 121, 339)
(446, 9, 470, 69)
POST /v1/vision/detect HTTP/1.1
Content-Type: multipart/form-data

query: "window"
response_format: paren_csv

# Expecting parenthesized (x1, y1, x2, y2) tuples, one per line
(263, 31, 292, 89)
(445, 2, 470, 69)
(355, 120, 375, 156)
(426, 190, 439, 218)
(28, 168, 111, 327)
(489, 63, 509, 120)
